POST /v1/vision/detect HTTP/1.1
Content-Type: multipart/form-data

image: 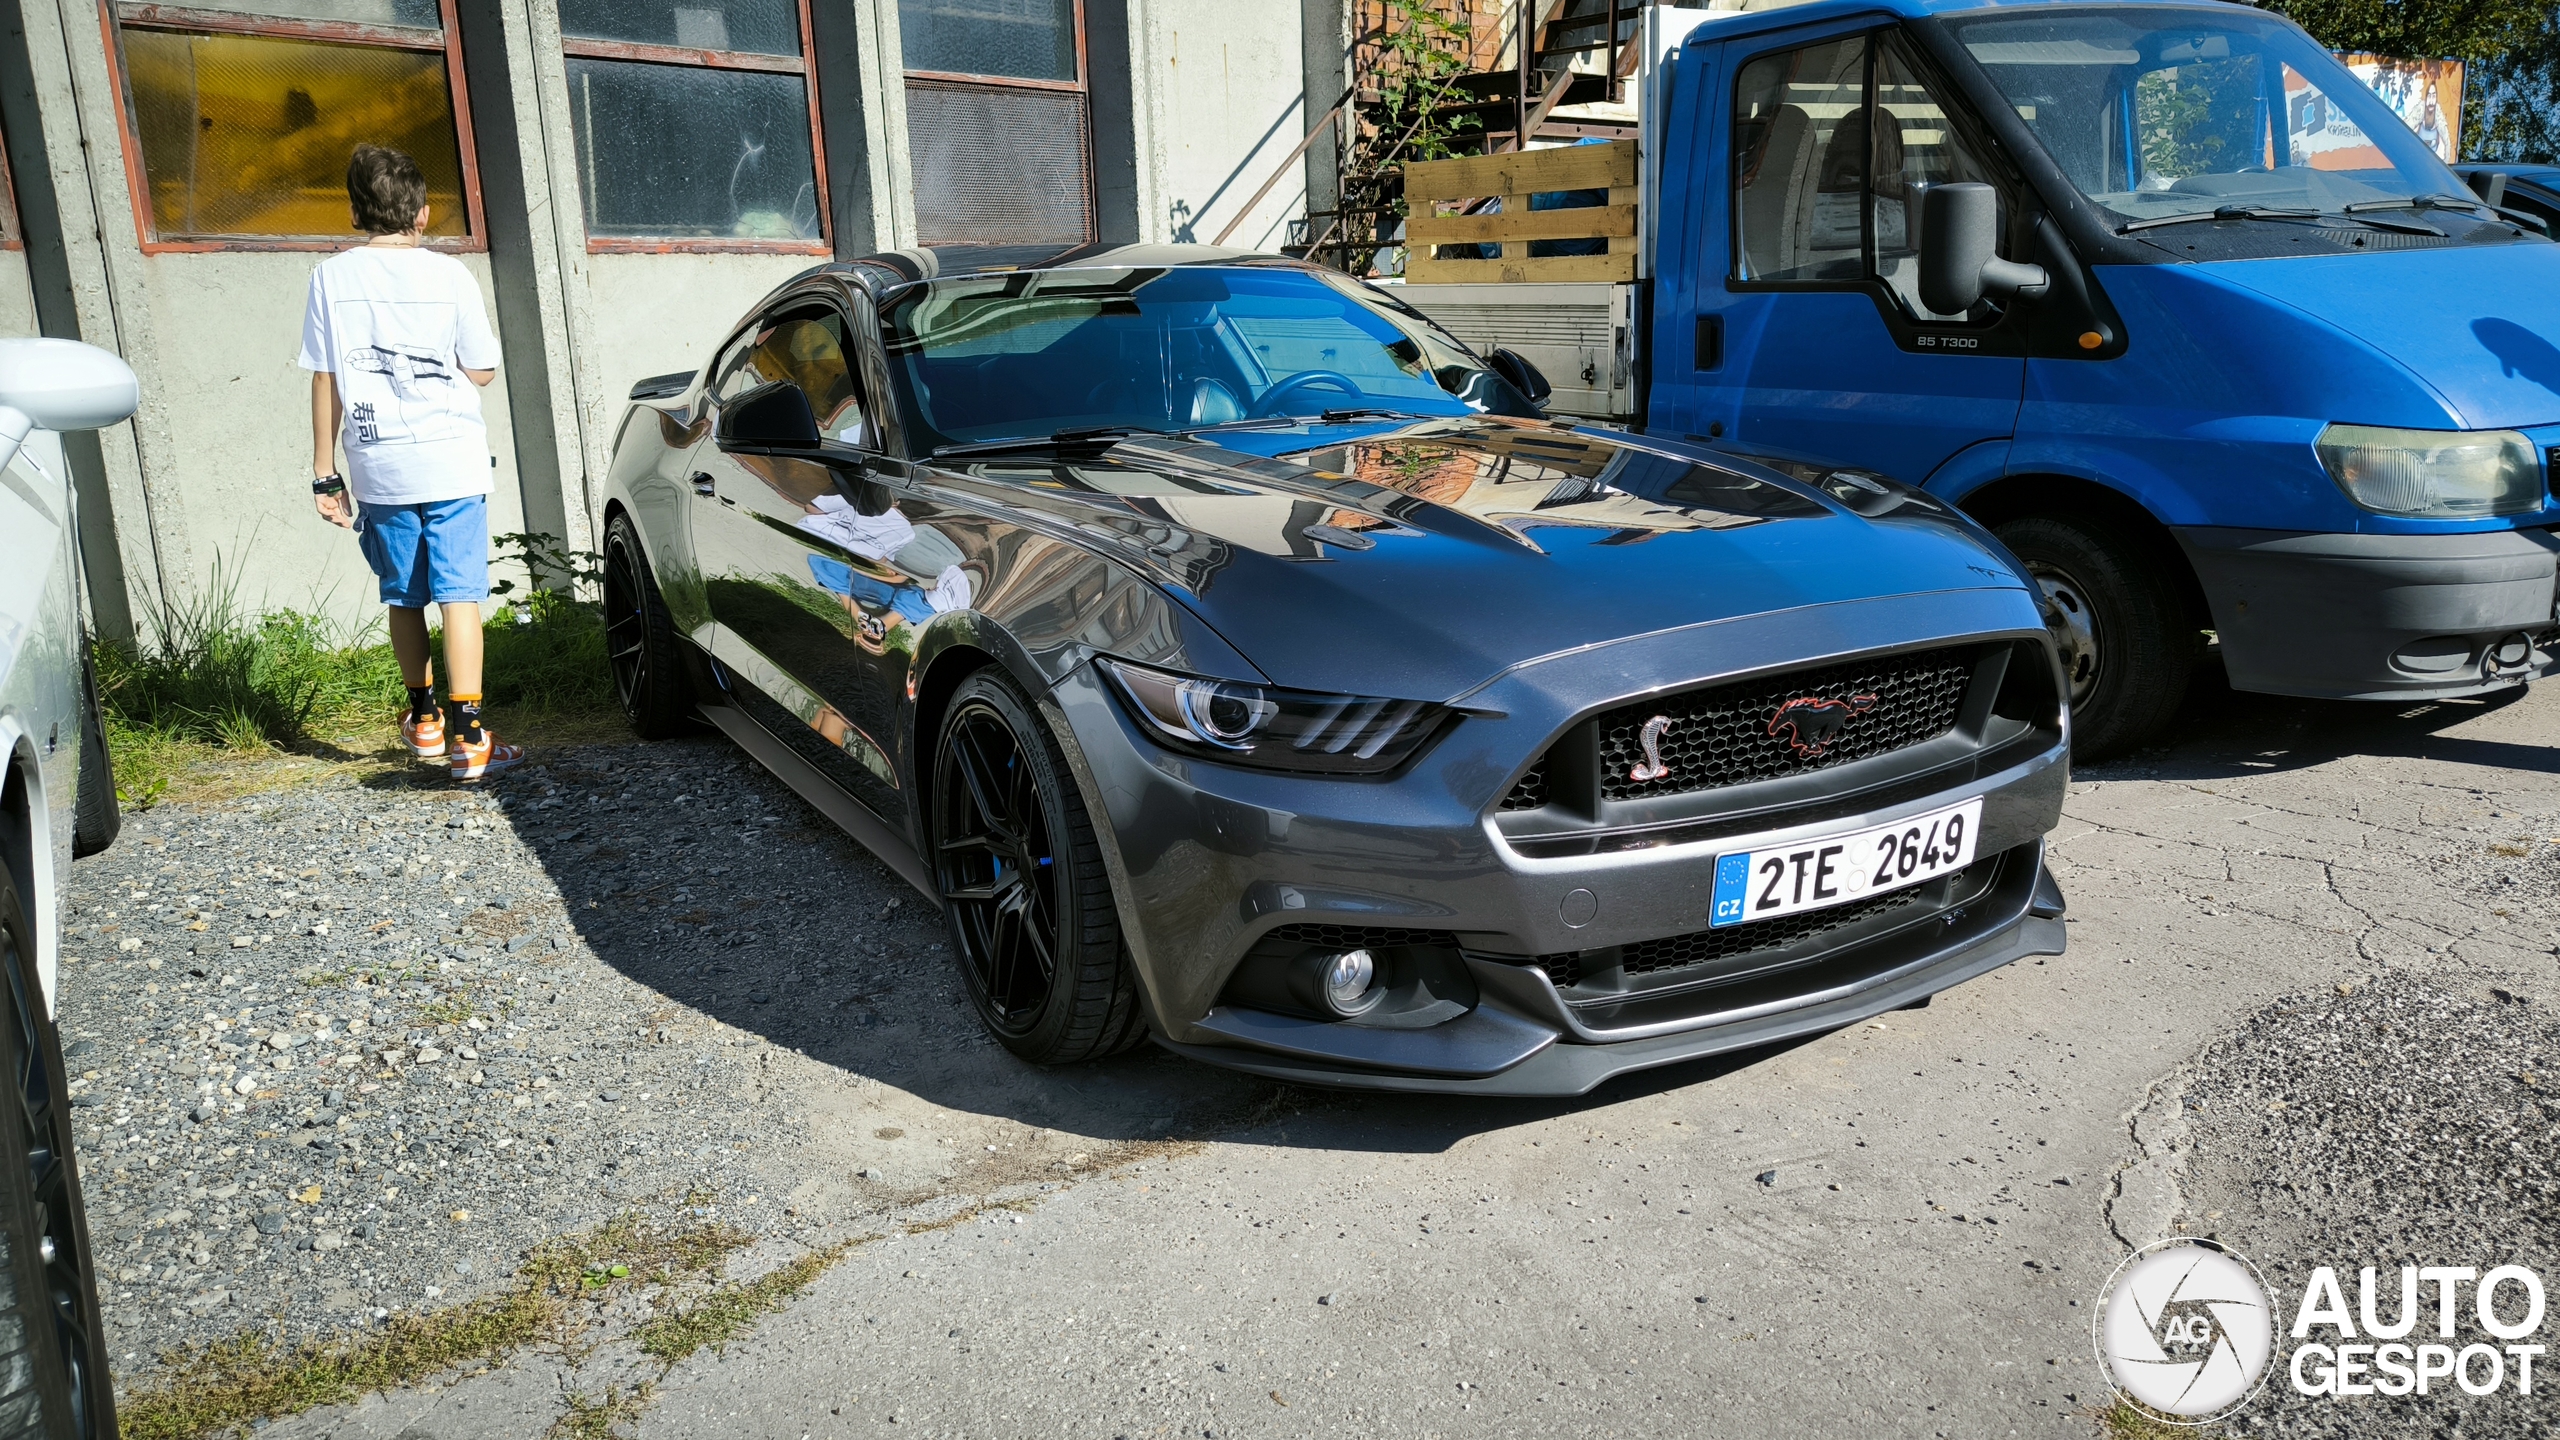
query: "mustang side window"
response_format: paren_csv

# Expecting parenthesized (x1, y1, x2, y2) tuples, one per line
(711, 307, 867, 445)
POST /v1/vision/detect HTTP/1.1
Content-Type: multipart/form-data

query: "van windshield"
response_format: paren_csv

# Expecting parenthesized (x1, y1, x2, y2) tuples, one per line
(1949, 7, 2466, 227)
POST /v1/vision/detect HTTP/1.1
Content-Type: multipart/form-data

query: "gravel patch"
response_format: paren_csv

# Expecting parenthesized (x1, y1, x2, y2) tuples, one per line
(2166, 971, 2558, 1440)
(61, 736, 1265, 1391)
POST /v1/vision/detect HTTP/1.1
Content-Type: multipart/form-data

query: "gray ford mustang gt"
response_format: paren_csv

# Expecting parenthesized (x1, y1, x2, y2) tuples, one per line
(599, 243, 2070, 1095)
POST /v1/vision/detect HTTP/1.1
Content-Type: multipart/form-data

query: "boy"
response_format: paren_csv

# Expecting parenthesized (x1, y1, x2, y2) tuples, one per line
(300, 144, 522, 779)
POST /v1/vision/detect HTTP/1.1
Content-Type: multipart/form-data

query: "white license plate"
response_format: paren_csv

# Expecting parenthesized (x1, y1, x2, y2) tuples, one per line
(1709, 797, 1982, 929)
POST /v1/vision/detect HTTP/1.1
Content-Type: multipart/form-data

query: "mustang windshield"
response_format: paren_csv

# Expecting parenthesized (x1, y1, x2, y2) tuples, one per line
(881, 266, 1512, 451)
(1950, 8, 2468, 228)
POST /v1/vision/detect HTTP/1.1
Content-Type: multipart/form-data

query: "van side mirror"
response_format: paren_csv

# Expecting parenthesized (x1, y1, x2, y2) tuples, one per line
(1486, 347, 1553, 406)
(2467, 169, 2510, 207)
(0, 338, 139, 473)
(1919, 183, 2049, 315)
(716, 380, 820, 450)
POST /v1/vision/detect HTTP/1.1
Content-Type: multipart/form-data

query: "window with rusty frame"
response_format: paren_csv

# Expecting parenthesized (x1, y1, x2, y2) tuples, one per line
(560, 0, 829, 252)
(900, 0, 1094, 246)
(104, 0, 484, 251)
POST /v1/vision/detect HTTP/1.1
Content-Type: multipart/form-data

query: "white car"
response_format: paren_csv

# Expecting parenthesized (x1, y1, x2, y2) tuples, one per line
(0, 337, 138, 1437)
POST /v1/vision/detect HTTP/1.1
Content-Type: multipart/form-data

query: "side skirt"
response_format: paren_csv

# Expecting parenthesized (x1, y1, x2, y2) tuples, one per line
(695, 699, 942, 906)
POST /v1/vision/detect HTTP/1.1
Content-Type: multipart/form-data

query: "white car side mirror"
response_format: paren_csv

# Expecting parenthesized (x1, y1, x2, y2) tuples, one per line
(0, 338, 138, 471)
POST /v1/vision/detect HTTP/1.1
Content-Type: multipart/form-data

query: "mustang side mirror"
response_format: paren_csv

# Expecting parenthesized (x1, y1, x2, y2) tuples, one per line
(1919, 183, 2049, 315)
(1485, 347, 1552, 406)
(0, 338, 137, 472)
(717, 380, 820, 450)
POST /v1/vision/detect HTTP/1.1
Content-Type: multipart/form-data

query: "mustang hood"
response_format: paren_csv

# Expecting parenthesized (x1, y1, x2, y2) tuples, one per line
(926, 419, 2033, 700)
(2202, 244, 2560, 430)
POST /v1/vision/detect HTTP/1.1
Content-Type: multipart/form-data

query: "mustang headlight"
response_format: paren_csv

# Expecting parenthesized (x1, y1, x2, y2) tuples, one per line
(2315, 424, 2542, 518)
(1097, 658, 1448, 774)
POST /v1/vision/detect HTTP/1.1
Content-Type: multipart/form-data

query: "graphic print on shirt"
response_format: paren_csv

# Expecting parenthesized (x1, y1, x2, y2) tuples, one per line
(343, 345, 455, 401)
(330, 299, 463, 450)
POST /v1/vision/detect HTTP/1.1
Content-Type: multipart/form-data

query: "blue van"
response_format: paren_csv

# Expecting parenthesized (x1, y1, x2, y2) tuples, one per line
(1413, 0, 2560, 756)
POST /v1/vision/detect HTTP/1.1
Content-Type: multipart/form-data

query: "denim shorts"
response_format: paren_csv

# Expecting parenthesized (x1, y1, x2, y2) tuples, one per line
(355, 496, 489, 607)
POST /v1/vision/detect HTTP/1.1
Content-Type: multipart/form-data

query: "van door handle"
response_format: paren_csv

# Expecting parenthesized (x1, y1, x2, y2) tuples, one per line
(689, 472, 716, 497)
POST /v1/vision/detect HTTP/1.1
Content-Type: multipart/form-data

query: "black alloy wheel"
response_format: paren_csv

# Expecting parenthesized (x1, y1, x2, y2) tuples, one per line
(1995, 513, 2198, 762)
(0, 867, 114, 1438)
(930, 671, 1146, 1064)
(603, 514, 693, 739)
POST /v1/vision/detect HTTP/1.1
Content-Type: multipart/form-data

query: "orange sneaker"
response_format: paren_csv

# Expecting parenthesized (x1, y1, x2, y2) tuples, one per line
(401, 711, 446, 759)
(449, 730, 524, 781)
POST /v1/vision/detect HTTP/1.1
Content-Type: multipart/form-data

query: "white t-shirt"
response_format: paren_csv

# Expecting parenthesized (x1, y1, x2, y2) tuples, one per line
(296, 246, 501, 505)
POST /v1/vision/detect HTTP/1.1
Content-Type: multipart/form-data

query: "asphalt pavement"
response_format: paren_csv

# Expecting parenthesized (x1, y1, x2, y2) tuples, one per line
(226, 673, 2560, 1440)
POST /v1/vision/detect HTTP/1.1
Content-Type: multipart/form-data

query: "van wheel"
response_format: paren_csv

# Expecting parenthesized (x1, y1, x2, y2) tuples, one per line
(0, 864, 115, 1438)
(603, 514, 693, 740)
(1995, 514, 2195, 760)
(930, 670, 1147, 1064)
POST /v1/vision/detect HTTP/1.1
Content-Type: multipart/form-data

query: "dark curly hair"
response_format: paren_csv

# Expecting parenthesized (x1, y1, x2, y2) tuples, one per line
(346, 144, 428, 235)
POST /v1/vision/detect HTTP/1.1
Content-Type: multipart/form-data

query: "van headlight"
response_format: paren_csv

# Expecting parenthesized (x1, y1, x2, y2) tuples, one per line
(2315, 424, 2543, 517)
(1097, 658, 1448, 774)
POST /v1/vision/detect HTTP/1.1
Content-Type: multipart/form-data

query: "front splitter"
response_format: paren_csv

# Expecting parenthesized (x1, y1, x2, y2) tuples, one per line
(1153, 911, 2066, 1097)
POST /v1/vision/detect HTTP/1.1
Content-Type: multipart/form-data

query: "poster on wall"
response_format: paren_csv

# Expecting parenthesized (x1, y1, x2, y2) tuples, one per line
(2333, 53, 2464, 161)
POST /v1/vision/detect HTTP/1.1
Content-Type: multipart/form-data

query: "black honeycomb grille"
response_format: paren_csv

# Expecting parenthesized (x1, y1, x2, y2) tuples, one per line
(1537, 885, 1929, 989)
(1594, 647, 1976, 801)
(1499, 758, 1549, 811)
(1266, 923, 1459, 950)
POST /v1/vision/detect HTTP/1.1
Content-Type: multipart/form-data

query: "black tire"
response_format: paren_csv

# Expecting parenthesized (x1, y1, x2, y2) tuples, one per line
(929, 670, 1146, 1064)
(0, 864, 115, 1439)
(70, 647, 117, 859)
(603, 513, 694, 740)
(1995, 513, 2197, 761)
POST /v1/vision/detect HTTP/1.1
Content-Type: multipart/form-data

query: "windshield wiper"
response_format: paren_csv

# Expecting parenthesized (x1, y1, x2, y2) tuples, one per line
(2347, 192, 2490, 216)
(2118, 203, 2444, 237)
(2116, 205, 2318, 234)
(1316, 407, 1426, 424)
(930, 425, 1160, 460)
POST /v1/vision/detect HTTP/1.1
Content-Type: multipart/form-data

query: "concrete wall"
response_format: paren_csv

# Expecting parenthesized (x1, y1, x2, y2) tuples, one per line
(1123, 0, 1307, 248)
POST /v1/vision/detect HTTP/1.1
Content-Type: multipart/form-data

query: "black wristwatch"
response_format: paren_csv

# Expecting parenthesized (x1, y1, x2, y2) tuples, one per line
(312, 473, 346, 496)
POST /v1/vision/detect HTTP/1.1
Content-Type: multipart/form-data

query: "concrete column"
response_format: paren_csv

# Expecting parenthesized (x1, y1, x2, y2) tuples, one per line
(0, 0, 127, 636)
(512, 0, 606, 553)
(1300, 0, 1349, 229)
(31, 0, 186, 626)
(454, 0, 584, 562)
(1087, 0, 1139, 245)
(815, 0, 913, 256)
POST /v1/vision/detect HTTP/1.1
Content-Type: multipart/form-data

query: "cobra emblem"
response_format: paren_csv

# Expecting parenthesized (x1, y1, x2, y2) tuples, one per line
(1768, 693, 1880, 755)
(1628, 715, 1675, 782)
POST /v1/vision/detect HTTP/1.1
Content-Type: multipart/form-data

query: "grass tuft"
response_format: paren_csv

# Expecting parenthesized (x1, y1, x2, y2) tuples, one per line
(546, 1384, 654, 1440)
(632, 1239, 861, 1368)
(114, 1211, 763, 1440)
(116, 1289, 555, 1440)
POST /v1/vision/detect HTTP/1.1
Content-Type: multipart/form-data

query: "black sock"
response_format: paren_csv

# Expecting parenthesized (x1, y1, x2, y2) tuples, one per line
(407, 686, 436, 723)
(449, 700, 485, 746)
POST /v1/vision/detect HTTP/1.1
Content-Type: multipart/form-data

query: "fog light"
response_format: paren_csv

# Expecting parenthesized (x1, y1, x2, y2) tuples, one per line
(1321, 949, 1382, 1017)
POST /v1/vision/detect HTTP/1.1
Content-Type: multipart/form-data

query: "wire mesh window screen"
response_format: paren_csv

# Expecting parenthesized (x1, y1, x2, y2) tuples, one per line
(566, 58, 820, 241)
(898, 0, 1076, 81)
(906, 81, 1092, 245)
(559, 0, 800, 57)
(121, 27, 468, 240)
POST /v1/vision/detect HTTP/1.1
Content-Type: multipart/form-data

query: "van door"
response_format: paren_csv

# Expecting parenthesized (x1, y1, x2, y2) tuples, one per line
(1690, 24, 2030, 483)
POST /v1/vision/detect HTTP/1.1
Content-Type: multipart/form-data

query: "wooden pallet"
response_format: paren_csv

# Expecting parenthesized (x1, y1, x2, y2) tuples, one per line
(1402, 140, 1637, 284)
